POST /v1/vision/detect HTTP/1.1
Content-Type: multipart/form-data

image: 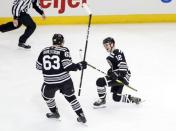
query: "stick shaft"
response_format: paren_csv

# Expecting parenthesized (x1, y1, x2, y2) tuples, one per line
(78, 14, 92, 96)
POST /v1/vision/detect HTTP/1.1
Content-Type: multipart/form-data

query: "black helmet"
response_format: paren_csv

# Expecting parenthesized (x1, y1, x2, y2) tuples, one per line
(103, 37, 115, 45)
(52, 34, 64, 45)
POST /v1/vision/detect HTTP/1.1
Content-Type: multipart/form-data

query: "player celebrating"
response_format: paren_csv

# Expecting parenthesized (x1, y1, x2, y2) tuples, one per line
(0, 0, 46, 49)
(36, 33, 87, 123)
(93, 37, 141, 108)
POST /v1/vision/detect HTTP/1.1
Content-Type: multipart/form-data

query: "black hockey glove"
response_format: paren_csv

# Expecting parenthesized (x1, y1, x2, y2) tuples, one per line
(118, 76, 129, 85)
(77, 61, 87, 70)
(118, 70, 130, 85)
(107, 68, 112, 76)
(109, 71, 119, 81)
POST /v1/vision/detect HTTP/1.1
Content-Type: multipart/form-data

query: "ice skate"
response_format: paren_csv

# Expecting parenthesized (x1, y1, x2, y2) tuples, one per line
(46, 109, 60, 119)
(77, 113, 87, 123)
(130, 96, 142, 104)
(93, 99, 106, 109)
(18, 43, 31, 49)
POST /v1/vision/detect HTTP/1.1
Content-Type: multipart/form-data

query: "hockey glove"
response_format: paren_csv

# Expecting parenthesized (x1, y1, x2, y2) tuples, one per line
(118, 70, 131, 85)
(107, 68, 112, 76)
(118, 76, 129, 85)
(77, 61, 87, 70)
(109, 71, 119, 81)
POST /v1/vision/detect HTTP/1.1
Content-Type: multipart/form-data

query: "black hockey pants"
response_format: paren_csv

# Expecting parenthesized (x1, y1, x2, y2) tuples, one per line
(0, 12, 36, 44)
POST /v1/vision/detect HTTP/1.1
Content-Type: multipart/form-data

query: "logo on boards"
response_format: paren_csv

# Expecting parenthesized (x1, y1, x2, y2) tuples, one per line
(40, 0, 87, 14)
(161, 0, 172, 3)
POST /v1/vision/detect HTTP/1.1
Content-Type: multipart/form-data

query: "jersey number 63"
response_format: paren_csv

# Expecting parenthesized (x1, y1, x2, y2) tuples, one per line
(43, 55, 60, 70)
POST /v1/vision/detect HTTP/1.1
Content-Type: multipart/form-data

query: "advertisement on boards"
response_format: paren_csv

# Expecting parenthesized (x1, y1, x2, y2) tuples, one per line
(0, 0, 176, 17)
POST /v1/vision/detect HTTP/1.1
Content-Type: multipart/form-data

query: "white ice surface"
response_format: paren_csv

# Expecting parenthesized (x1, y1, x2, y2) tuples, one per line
(0, 23, 176, 131)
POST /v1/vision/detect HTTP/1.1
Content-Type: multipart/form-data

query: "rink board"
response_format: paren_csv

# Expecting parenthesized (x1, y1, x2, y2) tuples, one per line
(1, 14, 176, 25)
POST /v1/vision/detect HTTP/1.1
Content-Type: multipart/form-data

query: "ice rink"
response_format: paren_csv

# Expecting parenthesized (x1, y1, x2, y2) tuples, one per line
(0, 23, 176, 131)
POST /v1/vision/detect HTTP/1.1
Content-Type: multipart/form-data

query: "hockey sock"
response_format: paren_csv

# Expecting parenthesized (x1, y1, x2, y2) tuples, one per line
(64, 94, 84, 117)
(45, 98, 57, 113)
(121, 94, 131, 103)
(97, 86, 106, 100)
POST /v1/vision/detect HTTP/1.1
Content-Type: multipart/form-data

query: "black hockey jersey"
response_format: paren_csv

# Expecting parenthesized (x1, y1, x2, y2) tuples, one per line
(12, 0, 43, 19)
(36, 46, 74, 84)
(107, 49, 131, 83)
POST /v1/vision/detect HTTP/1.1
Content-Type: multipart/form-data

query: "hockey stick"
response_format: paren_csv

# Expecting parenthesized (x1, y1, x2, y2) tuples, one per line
(87, 63, 138, 92)
(79, 49, 138, 92)
(78, 3, 92, 96)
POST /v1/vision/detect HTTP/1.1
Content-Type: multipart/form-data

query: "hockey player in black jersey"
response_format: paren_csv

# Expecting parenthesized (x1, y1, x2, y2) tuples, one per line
(36, 34, 87, 123)
(93, 37, 141, 108)
(0, 0, 46, 49)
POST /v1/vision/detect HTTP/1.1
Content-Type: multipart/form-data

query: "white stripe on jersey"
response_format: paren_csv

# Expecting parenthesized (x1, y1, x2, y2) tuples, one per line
(117, 62, 128, 71)
(43, 72, 66, 77)
(15, 1, 25, 17)
(12, 0, 31, 17)
(63, 62, 73, 69)
(36, 61, 42, 70)
(62, 59, 72, 68)
(44, 77, 71, 84)
(43, 72, 70, 84)
(23, 0, 31, 12)
(44, 75, 69, 81)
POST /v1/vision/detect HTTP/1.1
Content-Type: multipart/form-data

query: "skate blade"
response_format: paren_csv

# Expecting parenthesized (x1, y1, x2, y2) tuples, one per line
(46, 114, 61, 120)
(46, 117, 61, 121)
(93, 105, 106, 109)
(17, 47, 31, 50)
(77, 121, 88, 126)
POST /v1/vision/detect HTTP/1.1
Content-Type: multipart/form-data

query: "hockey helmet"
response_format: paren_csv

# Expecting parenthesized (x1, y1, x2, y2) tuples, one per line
(52, 33, 64, 45)
(103, 37, 115, 45)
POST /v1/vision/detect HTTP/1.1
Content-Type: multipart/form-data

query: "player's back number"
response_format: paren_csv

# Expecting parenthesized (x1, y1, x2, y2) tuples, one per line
(43, 55, 60, 70)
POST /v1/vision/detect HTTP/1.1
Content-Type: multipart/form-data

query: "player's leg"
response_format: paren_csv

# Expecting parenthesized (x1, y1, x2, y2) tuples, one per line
(61, 79, 86, 123)
(111, 84, 140, 104)
(93, 77, 107, 108)
(41, 83, 60, 118)
(111, 85, 141, 104)
(111, 85, 124, 102)
(64, 94, 86, 123)
(93, 75, 124, 108)
(0, 21, 22, 32)
(18, 13, 36, 49)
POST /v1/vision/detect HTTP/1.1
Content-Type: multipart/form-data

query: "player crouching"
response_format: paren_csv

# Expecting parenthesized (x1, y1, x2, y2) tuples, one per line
(93, 37, 141, 109)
